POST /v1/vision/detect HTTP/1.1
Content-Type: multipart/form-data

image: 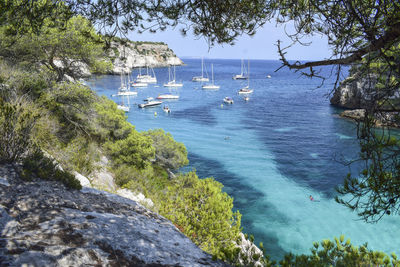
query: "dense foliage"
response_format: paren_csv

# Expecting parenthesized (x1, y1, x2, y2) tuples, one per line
(0, 15, 111, 81)
(0, 98, 38, 164)
(143, 129, 189, 170)
(280, 235, 400, 267)
(159, 171, 241, 260)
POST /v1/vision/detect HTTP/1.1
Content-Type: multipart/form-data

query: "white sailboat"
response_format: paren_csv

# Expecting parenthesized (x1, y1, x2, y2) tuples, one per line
(202, 64, 220, 90)
(114, 71, 137, 96)
(156, 94, 179, 99)
(233, 59, 248, 80)
(117, 79, 130, 112)
(238, 60, 253, 94)
(163, 65, 183, 87)
(135, 54, 157, 83)
(192, 57, 209, 82)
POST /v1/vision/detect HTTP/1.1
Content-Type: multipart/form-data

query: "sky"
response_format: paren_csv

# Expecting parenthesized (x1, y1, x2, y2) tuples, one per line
(128, 21, 330, 61)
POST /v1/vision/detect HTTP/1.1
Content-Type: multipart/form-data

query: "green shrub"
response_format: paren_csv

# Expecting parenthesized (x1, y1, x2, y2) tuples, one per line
(0, 99, 38, 163)
(21, 150, 82, 190)
(104, 130, 155, 169)
(93, 97, 132, 142)
(62, 136, 100, 175)
(143, 129, 189, 170)
(159, 171, 242, 261)
(280, 235, 400, 267)
(115, 164, 169, 198)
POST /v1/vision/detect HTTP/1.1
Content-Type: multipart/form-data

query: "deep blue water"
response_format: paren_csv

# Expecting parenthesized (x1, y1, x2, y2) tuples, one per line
(87, 59, 400, 260)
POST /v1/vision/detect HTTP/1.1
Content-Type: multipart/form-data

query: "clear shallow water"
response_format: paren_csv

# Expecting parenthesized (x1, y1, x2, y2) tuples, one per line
(87, 59, 400, 260)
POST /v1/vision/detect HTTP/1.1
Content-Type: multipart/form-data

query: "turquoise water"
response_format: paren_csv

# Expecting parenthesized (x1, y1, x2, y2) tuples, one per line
(87, 59, 400, 260)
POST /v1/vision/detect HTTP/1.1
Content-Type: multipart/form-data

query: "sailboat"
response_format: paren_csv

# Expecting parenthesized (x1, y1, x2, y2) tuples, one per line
(163, 65, 183, 87)
(238, 60, 253, 94)
(135, 55, 157, 83)
(233, 59, 248, 80)
(131, 68, 148, 87)
(192, 57, 209, 82)
(202, 64, 220, 90)
(117, 77, 131, 112)
(114, 71, 137, 96)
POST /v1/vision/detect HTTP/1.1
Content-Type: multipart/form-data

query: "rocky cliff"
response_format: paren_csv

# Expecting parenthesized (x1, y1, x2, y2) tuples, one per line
(0, 164, 227, 266)
(330, 71, 378, 109)
(330, 68, 400, 127)
(109, 41, 183, 74)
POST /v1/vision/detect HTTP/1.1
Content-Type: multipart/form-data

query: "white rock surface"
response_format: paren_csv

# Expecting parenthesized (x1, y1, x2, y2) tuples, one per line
(73, 171, 92, 188)
(0, 164, 228, 266)
(110, 41, 184, 74)
(117, 188, 154, 208)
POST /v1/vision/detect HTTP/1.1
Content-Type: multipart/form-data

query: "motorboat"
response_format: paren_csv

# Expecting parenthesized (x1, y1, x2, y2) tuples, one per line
(223, 97, 234, 104)
(233, 59, 248, 80)
(266, 75, 272, 79)
(156, 94, 179, 99)
(164, 65, 183, 87)
(202, 64, 220, 90)
(138, 97, 162, 108)
(238, 86, 254, 94)
(192, 57, 209, 82)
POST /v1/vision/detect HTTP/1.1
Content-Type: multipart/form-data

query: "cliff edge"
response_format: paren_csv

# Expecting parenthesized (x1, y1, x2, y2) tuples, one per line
(108, 41, 184, 74)
(0, 164, 227, 266)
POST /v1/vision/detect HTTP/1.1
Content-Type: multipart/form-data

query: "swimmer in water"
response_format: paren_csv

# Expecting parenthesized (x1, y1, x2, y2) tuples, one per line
(309, 195, 314, 201)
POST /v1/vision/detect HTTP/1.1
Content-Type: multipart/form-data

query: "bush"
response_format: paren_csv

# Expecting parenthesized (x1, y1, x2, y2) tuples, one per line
(104, 130, 155, 169)
(159, 171, 242, 261)
(0, 99, 38, 163)
(93, 97, 132, 142)
(280, 235, 400, 267)
(21, 150, 82, 190)
(143, 129, 189, 170)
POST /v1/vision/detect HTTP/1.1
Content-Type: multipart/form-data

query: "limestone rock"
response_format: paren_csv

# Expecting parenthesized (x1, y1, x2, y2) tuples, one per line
(73, 171, 92, 188)
(89, 156, 117, 192)
(109, 41, 183, 74)
(0, 164, 228, 266)
(116, 188, 154, 208)
(330, 72, 378, 109)
(340, 109, 400, 127)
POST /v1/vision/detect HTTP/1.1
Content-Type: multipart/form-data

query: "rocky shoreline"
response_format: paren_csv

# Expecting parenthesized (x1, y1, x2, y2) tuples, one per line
(331, 69, 400, 128)
(339, 109, 400, 128)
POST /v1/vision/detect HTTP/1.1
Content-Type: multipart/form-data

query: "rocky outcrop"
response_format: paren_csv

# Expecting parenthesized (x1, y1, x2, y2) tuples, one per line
(330, 72, 378, 109)
(331, 67, 400, 127)
(109, 41, 183, 74)
(0, 164, 228, 266)
(340, 109, 400, 128)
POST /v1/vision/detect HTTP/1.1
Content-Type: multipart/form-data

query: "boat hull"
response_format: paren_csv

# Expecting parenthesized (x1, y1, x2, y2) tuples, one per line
(202, 85, 220, 90)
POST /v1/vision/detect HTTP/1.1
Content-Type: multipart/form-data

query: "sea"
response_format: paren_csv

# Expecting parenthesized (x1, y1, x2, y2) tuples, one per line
(86, 58, 400, 260)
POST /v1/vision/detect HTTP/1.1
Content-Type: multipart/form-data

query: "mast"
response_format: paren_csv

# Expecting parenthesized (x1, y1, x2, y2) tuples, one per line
(247, 60, 250, 87)
(211, 64, 214, 84)
(201, 57, 204, 78)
